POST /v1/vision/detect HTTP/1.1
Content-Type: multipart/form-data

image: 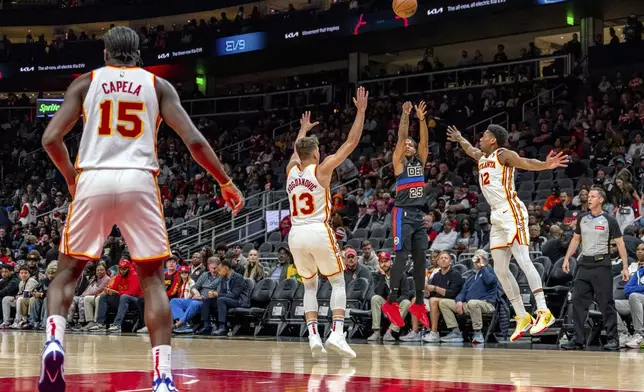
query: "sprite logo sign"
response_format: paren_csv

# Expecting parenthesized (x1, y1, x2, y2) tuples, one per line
(36, 99, 64, 118)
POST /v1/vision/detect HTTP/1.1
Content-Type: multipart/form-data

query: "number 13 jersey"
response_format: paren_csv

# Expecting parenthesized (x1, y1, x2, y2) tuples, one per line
(77, 65, 161, 173)
(286, 164, 331, 226)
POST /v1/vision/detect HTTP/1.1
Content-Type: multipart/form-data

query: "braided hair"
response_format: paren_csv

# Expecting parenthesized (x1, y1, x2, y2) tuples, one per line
(103, 26, 142, 66)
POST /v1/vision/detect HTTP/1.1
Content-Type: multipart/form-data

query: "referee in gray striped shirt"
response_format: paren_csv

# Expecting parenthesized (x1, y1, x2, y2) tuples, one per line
(561, 187, 630, 350)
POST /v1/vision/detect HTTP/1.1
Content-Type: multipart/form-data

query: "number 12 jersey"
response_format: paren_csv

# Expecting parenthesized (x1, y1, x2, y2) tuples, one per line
(77, 65, 161, 173)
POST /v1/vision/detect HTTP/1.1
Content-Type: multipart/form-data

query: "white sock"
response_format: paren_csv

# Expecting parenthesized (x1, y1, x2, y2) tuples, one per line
(534, 292, 547, 311)
(510, 297, 527, 317)
(307, 320, 319, 337)
(152, 345, 172, 380)
(46, 315, 66, 346)
(332, 317, 344, 334)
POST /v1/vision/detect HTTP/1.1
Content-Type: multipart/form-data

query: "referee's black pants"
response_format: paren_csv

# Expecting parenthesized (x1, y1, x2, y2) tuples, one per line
(571, 264, 618, 344)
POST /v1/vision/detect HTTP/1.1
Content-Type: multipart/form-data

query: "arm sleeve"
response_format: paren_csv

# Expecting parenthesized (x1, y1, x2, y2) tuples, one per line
(607, 215, 623, 238)
(454, 281, 467, 303)
(120, 276, 142, 297)
(219, 276, 245, 299)
(481, 266, 496, 285)
(191, 273, 206, 291)
(574, 214, 582, 235)
(445, 272, 464, 299)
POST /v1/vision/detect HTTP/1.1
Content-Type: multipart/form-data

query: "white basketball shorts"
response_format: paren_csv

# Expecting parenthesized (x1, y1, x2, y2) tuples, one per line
(288, 223, 345, 279)
(59, 169, 170, 262)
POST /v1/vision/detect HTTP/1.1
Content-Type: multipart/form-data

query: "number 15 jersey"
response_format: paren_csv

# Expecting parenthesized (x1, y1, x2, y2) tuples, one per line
(77, 66, 161, 173)
(286, 164, 331, 226)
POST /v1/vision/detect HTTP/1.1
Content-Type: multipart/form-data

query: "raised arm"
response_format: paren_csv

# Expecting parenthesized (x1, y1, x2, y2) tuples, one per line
(446, 126, 484, 161)
(498, 149, 568, 171)
(156, 77, 244, 215)
(42, 72, 91, 197)
(415, 101, 429, 167)
(286, 111, 319, 175)
(316, 87, 368, 187)
(392, 102, 412, 176)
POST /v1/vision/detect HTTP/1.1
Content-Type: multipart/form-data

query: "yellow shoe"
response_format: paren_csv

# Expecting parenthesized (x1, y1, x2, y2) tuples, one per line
(510, 314, 534, 342)
(530, 309, 555, 335)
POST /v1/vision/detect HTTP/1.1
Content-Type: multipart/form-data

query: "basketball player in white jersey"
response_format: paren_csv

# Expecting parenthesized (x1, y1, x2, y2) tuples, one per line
(38, 27, 244, 392)
(286, 87, 368, 359)
(447, 124, 568, 341)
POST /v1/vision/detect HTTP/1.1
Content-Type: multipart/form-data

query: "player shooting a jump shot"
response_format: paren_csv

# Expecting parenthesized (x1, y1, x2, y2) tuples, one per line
(381, 101, 431, 330)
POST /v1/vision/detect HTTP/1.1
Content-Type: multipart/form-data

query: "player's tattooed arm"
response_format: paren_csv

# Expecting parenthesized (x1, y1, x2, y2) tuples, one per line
(498, 149, 569, 171)
(446, 126, 484, 161)
(415, 101, 429, 167)
(392, 101, 412, 175)
(286, 111, 319, 175)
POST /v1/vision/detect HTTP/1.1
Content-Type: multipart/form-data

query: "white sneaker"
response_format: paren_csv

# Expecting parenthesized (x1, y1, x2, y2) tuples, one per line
(423, 331, 441, 343)
(309, 334, 327, 358)
(38, 337, 66, 391)
(325, 331, 356, 359)
(626, 334, 643, 349)
(366, 331, 381, 341)
(382, 331, 396, 341)
(400, 331, 421, 342)
(619, 332, 631, 348)
(137, 326, 149, 333)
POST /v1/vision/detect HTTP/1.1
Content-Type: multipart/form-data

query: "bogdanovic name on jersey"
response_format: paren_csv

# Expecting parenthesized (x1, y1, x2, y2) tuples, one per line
(287, 177, 318, 193)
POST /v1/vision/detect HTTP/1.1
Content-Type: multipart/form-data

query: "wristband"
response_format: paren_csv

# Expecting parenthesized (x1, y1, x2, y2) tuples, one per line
(219, 179, 233, 188)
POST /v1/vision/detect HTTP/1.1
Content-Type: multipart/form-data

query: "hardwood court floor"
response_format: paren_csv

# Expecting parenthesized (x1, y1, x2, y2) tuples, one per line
(0, 332, 642, 391)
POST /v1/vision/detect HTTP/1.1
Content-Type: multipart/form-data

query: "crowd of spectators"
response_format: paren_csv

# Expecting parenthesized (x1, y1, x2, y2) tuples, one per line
(1, 25, 644, 341)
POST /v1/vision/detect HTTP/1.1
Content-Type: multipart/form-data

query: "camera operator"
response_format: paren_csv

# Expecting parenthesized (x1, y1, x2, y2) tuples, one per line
(561, 188, 629, 350)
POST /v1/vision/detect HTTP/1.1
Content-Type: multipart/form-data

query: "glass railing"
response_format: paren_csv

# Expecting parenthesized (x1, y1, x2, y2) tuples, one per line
(360, 54, 572, 97)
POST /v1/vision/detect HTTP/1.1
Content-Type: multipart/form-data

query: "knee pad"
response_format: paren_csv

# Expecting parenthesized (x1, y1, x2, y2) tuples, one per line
(303, 274, 319, 314)
(328, 273, 346, 311)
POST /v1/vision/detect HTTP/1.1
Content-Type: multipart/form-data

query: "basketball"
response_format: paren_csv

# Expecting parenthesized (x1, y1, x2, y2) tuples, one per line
(393, 0, 417, 18)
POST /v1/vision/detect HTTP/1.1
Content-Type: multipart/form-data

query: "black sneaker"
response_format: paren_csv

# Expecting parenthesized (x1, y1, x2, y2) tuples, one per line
(560, 341, 585, 350)
(195, 325, 212, 335)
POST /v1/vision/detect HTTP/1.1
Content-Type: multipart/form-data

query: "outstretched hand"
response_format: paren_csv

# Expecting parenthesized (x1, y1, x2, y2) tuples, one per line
(545, 151, 569, 169)
(446, 125, 462, 142)
(299, 111, 319, 133)
(414, 101, 427, 121)
(353, 86, 369, 113)
(402, 101, 412, 115)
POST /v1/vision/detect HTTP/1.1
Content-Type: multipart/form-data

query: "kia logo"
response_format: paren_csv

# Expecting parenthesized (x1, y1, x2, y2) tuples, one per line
(427, 7, 443, 15)
(157, 53, 170, 59)
(20, 67, 35, 72)
(284, 32, 299, 39)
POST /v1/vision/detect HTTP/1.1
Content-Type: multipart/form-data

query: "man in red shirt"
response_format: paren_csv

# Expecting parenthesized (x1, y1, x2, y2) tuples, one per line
(92, 259, 144, 333)
(164, 256, 180, 299)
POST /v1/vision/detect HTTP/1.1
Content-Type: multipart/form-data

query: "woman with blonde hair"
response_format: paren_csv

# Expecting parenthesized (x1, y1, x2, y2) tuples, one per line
(243, 249, 265, 282)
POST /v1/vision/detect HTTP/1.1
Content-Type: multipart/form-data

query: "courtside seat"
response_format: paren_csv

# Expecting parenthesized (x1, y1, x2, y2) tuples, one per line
(334, 278, 370, 338)
(228, 278, 277, 336)
(284, 283, 308, 337)
(316, 280, 333, 336)
(264, 278, 299, 336)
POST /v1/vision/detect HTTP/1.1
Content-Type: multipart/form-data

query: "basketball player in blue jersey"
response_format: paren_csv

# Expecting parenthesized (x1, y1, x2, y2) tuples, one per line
(447, 124, 568, 341)
(381, 101, 431, 330)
